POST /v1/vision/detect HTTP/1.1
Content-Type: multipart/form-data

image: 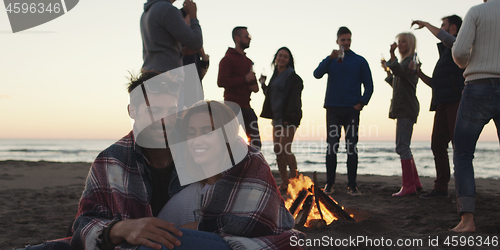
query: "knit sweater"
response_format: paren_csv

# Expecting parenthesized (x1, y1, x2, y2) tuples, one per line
(452, 0, 500, 81)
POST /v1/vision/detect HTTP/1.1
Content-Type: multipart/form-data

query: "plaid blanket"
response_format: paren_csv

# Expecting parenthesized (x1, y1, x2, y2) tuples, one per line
(199, 146, 305, 250)
(71, 131, 182, 250)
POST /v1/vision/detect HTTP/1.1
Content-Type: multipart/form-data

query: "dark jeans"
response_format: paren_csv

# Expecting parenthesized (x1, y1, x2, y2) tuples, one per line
(454, 81, 500, 215)
(431, 101, 460, 192)
(138, 228, 231, 250)
(240, 107, 262, 150)
(325, 107, 360, 188)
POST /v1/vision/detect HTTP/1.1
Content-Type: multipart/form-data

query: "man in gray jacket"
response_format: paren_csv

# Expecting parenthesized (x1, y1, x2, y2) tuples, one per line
(141, 0, 203, 72)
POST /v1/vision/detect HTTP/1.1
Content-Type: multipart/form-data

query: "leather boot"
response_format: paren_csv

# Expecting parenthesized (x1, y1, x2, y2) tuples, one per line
(393, 158, 416, 197)
(411, 157, 422, 190)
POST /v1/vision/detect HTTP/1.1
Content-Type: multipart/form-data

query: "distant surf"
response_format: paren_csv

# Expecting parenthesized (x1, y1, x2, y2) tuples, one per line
(1, 139, 498, 179)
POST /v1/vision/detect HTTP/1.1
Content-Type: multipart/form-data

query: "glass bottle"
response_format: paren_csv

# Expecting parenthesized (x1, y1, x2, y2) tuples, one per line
(337, 46, 344, 63)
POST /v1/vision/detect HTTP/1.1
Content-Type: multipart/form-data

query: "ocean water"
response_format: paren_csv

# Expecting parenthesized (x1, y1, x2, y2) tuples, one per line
(0, 139, 499, 179)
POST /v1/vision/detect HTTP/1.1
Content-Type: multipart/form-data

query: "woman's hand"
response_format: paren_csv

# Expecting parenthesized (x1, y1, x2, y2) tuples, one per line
(381, 59, 388, 71)
(390, 42, 397, 61)
(390, 42, 397, 54)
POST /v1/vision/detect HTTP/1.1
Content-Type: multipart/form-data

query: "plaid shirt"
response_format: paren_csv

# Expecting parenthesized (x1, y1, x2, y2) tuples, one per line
(199, 146, 305, 250)
(71, 131, 182, 250)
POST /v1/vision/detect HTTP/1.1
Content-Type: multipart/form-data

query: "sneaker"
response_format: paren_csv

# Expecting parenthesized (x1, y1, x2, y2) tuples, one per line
(323, 183, 334, 195)
(348, 186, 361, 196)
(419, 189, 449, 199)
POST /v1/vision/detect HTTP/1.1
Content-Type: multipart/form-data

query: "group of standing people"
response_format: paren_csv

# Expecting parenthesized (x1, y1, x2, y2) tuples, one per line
(16, 1, 500, 249)
(381, 0, 500, 233)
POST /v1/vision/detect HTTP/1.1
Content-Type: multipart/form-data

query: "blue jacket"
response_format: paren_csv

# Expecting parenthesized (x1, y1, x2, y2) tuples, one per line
(313, 50, 373, 108)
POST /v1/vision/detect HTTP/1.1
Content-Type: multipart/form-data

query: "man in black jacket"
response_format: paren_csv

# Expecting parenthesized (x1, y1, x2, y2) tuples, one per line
(411, 15, 465, 199)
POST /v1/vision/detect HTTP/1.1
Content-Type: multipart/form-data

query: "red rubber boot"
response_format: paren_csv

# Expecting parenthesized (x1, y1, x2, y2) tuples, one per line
(411, 157, 422, 191)
(393, 158, 417, 197)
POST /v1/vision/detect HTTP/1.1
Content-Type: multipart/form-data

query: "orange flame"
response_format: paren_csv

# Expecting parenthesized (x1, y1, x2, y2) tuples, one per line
(284, 174, 340, 227)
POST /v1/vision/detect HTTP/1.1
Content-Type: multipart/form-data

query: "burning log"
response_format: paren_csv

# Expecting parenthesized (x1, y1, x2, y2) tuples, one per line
(307, 219, 327, 229)
(294, 194, 313, 227)
(288, 188, 308, 217)
(316, 188, 355, 221)
(312, 172, 324, 220)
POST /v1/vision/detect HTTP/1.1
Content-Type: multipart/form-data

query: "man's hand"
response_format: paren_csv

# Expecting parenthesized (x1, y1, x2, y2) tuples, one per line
(109, 218, 183, 250)
(245, 71, 256, 82)
(329, 49, 339, 59)
(249, 83, 259, 93)
(183, 0, 197, 19)
(411, 20, 428, 30)
(353, 103, 363, 111)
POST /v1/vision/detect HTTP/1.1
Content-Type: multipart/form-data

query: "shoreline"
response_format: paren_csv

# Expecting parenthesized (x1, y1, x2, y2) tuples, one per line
(1, 160, 499, 249)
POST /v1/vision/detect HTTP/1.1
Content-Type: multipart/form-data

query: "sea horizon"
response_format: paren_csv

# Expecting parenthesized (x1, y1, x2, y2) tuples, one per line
(1, 139, 499, 180)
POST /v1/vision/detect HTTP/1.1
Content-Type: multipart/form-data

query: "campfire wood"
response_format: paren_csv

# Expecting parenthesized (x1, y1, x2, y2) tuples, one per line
(288, 188, 308, 217)
(312, 172, 324, 220)
(294, 194, 313, 227)
(316, 188, 355, 221)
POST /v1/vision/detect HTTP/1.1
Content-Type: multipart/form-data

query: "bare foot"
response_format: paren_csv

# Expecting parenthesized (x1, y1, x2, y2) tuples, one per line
(451, 213, 476, 233)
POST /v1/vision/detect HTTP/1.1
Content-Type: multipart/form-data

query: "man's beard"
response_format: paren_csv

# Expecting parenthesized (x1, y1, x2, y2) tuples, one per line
(240, 41, 249, 50)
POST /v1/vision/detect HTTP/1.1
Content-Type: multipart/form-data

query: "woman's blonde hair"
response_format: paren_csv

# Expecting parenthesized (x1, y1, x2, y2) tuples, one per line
(396, 32, 417, 59)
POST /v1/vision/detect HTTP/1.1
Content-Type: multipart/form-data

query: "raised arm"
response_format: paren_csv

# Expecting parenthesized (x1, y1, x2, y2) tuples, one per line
(411, 20, 441, 37)
(313, 56, 333, 79)
(411, 20, 456, 48)
(161, 5, 202, 51)
(436, 30, 456, 49)
(452, 8, 476, 69)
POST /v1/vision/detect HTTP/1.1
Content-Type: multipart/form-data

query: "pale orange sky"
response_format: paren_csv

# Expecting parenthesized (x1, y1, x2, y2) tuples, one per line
(0, 0, 497, 142)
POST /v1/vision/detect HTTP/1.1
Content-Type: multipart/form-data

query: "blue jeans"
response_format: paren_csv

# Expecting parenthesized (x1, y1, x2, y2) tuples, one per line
(325, 107, 360, 188)
(453, 81, 500, 215)
(138, 228, 231, 250)
(395, 118, 415, 160)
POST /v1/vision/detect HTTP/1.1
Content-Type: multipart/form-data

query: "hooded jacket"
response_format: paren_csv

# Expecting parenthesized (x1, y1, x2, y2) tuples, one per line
(141, 0, 203, 72)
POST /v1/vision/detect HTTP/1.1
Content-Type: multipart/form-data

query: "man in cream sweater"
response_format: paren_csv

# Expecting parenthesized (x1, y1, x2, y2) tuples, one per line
(451, 0, 500, 233)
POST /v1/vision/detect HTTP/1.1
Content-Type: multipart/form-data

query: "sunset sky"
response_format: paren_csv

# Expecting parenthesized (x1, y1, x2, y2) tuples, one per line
(0, 0, 497, 142)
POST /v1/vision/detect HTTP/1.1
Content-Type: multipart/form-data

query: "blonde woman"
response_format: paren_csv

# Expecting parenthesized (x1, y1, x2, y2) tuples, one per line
(384, 32, 422, 197)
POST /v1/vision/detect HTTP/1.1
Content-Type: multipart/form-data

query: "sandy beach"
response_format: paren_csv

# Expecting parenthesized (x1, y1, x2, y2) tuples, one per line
(1, 160, 499, 250)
